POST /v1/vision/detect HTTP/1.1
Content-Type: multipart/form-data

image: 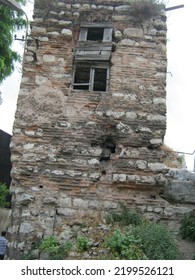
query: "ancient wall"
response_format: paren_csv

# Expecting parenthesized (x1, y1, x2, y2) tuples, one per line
(7, 0, 180, 258)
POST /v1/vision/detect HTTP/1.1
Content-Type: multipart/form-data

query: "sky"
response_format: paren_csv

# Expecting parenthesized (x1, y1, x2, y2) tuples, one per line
(0, 0, 195, 169)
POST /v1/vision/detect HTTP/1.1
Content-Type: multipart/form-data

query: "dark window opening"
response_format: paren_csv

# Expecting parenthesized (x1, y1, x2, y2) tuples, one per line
(73, 65, 108, 92)
(100, 137, 116, 161)
(93, 68, 107, 91)
(87, 28, 104, 41)
(73, 66, 90, 90)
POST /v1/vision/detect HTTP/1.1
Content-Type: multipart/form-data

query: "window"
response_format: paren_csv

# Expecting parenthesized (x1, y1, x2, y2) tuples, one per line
(78, 22, 113, 43)
(87, 27, 104, 41)
(72, 22, 113, 92)
(73, 65, 109, 92)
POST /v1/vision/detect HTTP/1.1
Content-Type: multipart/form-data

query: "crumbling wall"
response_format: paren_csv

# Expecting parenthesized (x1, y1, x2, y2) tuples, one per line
(8, 0, 180, 259)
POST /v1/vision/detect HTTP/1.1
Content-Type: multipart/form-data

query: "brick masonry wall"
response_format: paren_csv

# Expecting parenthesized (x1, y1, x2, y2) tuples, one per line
(7, 0, 187, 259)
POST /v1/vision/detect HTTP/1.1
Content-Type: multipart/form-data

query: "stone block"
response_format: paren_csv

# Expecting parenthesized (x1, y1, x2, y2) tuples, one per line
(89, 173, 101, 181)
(88, 159, 100, 165)
(43, 55, 56, 62)
(61, 28, 73, 39)
(148, 163, 166, 172)
(19, 222, 35, 234)
(136, 160, 147, 170)
(115, 5, 130, 11)
(73, 198, 88, 209)
(88, 200, 101, 209)
(31, 26, 46, 35)
(56, 208, 76, 217)
(103, 201, 118, 210)
(119, 174, 127, 182)
(59, 197, 72, 208)
(43, 197, 58, 204)
(119, 39, 135, 46)
(35, 75, 49, 85)
(124, 27, 143, 38)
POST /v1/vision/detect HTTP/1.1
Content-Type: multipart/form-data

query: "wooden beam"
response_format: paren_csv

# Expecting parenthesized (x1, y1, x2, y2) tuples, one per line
(165, 4, 184, 12)
(80, 22, 113, 28)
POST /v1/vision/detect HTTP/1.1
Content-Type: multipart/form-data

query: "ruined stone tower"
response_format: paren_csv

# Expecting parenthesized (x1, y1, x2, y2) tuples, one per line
(8, 0, 169, 258)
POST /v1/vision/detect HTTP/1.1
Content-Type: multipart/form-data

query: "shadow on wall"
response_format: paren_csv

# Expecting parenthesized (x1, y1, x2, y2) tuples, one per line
(0, 208, 11, 232)
(0, 129, 12, 187)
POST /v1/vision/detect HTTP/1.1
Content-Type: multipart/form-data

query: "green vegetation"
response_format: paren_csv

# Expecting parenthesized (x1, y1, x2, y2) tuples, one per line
(39, 235, 73, 260)
(105, 206, 180, 260)
(76, 236, 90, 252)
(40, 235, 73, 259)
(129, 0, 165, 20)
(106, 204, 143, 226)
(179, 212, 195, 241)
(39, 235, 59, 252)
(0, 182, 10, 208)
(0, 0, 26, 84)
(132, 223, 180, 259)
(23, 236, 73, 260)
(105, 221, 180, 260)
(105, 229, 147, 260)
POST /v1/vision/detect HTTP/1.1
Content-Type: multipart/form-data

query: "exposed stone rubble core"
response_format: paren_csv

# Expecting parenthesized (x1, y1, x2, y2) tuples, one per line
(8, 0, 193, 259)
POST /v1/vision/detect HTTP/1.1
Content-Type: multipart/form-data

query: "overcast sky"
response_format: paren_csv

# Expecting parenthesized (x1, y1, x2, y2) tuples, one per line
(0, 0, 194, 169)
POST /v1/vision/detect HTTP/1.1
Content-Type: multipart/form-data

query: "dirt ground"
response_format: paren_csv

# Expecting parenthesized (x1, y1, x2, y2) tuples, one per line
(176, 238, 195, 260)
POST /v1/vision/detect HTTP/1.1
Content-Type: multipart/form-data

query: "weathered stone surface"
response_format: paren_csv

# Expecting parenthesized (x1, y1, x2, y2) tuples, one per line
(124, 27, 144, 38)
(115, 5, 130, 11)
(61, 28, 73, 38)
(19, 223, 35, 234)
(164, 169, 195, 203)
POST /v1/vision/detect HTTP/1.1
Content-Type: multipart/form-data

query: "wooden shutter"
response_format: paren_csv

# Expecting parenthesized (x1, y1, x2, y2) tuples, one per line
(103, 28, 113, 42)
(78, 28, 88, 41)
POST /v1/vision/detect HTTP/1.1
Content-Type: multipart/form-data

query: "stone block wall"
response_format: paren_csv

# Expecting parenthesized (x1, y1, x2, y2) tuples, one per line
(7, 0, 175, 258)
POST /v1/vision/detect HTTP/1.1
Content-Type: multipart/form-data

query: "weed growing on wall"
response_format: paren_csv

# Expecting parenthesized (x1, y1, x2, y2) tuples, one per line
(105, 229, 147, 260)
(106, 204, 143, 226)
(76, 236, 90, 252)
(105, 206, 180, 260)
(132, 223, 180, 259)
(35, 0, 58, 18)
(39, 236, 73, 260)
(105, 223, 180, 260)
(180, 212, 195, 241)
(129, 0, 165, 20)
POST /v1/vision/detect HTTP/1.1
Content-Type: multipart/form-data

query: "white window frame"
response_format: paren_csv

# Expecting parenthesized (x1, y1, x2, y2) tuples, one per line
(73, 65, 110, 92)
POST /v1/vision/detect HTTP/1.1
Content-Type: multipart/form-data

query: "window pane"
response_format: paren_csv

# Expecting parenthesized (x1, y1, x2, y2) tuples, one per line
(73, 66, 90, 90)
(93, 68, 107, 92)
(73, 85, 89, 90)
(87, 28, 104, 41)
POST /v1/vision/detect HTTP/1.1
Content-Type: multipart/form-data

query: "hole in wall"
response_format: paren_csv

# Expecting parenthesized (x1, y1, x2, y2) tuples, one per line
(100, 136, 116, 162)
(39, 185, 43, 189)
(147, 144, 155, 150)
(150, 194, 156, 200)
(101, 170, 106, 175)
(91, 141, 98, 147)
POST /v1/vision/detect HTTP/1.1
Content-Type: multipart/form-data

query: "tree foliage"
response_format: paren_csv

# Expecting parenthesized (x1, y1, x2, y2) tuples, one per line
(0, 182, 10, 208)
(0, 0, 26, 84)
